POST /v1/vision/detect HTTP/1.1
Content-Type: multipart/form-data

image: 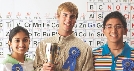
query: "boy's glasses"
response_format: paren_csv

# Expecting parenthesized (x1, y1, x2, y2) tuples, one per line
(105, 25, 124, 29)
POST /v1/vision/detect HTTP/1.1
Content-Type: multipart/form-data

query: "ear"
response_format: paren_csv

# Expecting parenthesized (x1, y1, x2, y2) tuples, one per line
(123, 28, 128, 35)
(56, 14, 60, 19)
(29, 40, 30, 44)
(8, 41, 11, 46)
(102, 28, 105, 35)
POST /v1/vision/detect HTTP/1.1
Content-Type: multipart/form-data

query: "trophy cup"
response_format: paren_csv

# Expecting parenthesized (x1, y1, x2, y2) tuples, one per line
(45, 43, 60, 64)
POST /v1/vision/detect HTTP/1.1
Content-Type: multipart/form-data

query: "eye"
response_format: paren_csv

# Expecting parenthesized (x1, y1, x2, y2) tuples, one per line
(116, 25, 123, 29)
(63, 14, 67, 17)
(105, 25, 112, 29)
(15, 40, 20, 42)
(23, 39, 28, 42)
(70, 15, 76, 19)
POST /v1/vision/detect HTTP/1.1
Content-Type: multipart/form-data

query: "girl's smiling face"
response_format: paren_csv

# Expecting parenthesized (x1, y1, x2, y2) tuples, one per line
(8, 31, 30, 55)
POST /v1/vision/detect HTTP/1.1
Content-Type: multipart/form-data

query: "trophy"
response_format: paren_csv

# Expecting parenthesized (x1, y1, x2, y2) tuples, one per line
(45, 43, 60, 64)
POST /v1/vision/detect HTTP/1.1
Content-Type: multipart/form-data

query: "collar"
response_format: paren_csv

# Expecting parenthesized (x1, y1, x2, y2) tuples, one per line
(120, 42, 131, 58)
(101, 42, 131, 57)
(56, 32, 75, 42)
(6, 54, 29, 64)
(101, 43, 110, 56)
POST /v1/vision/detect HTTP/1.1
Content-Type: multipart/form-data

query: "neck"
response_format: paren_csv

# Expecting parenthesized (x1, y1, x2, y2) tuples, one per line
(108, 42, 124, 57)
(11, 52, 25, 63)
(108, 42, 124, 50)
(58, 30, 73, 36)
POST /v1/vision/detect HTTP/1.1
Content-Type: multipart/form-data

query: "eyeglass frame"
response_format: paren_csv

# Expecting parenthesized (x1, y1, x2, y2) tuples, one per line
(104, 24, 124, 29)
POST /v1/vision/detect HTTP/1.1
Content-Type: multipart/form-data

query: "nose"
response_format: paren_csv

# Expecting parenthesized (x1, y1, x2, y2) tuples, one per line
(66, 16, 71, 22)
(19, 41, 24, 47)
(111, 26, 117, 33)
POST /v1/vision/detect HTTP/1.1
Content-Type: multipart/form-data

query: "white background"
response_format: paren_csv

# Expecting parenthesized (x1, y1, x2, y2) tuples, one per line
(0, 0, 134, 60)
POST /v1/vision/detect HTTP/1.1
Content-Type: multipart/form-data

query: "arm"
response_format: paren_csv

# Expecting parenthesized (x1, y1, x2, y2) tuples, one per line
(82, 47, 95, 71)
(33, 42, 44, 71)
(0, 64, 6, 71)
(0, 63, 12, 71)
(33, 41, 55, 71)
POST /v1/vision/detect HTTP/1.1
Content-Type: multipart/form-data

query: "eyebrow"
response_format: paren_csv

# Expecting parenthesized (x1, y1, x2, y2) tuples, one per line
(63, 13, 68, 15)
(63, 13, 75, 16)
(14, 37, 29, 39)
(106, 24, 122, 25)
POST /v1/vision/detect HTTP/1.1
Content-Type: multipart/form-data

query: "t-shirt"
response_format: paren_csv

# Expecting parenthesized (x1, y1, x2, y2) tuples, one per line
(34, 32, 94, 71)
(93, 42, 134, 71)
(0, 54, 34, 71)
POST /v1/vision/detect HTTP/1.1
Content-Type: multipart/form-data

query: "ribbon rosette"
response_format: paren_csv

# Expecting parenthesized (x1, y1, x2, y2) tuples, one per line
(12, 64, 23, 71)
(122, 59, 134, 71)
(62, 47, 80, 71)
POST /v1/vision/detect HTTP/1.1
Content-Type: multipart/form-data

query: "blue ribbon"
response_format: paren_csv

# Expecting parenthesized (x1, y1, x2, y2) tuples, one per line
(62, 47, 80, 71)
(122, 59, 134, 71)
(12, 64, 23, 71)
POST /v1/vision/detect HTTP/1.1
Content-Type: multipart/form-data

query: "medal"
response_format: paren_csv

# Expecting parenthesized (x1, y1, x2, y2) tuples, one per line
(62, 47, 80, 71)
(122, 59, 134, 71)
(12, 64, 23, 71)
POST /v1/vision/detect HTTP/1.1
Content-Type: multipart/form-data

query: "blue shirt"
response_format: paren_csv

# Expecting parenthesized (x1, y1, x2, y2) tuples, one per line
(93, 42, 134, 71)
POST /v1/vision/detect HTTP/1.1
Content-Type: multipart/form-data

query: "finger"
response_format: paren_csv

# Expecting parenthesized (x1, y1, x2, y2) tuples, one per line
(43, 63, 50, 66)
(43, 63, 54, 70)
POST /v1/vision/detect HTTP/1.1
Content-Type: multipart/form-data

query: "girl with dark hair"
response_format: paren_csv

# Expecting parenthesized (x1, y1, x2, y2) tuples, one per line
(0, 26, 34, 71)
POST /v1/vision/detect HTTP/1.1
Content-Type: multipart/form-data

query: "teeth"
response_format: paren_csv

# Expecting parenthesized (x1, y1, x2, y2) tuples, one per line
(64, 23, 70, 26)
(18, 48, 24, 50)
(66, 24, 70, 26)
(110, 34, 117, 37)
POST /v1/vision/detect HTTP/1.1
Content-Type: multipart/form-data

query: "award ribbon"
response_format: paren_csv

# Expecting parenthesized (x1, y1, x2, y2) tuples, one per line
(122, 59, 134, 71)
(62, 47, 80, 71)
(12, 64, 23, 71)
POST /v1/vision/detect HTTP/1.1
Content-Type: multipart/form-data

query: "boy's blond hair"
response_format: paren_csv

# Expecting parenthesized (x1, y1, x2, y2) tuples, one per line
(57, 2, 78, 19)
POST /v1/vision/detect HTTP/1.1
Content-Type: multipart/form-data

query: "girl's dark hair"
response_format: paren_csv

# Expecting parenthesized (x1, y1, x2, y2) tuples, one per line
(8, 26, 30, 51)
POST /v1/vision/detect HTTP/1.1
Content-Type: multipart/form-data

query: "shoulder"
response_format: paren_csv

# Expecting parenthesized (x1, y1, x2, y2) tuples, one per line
(72, 36, 89, 46)
(40, 35, 58, 43)
(70, 37, 93, 54)
(93, 47, 103, 51)
(25, 57, 34, 63)
(130, 46, 134, 52)
(74, 37, 93, 49)
(93, 47, 102, 51)
(1, 59, 7, 64)
(1, 56, 10, 64)
(1, 54, 19, 64)
(130, 47, 134, 50)
(93, 43, 107, 51)
(124, 42, 134, 50)
(92, 46, 104, 55)
(25, 58, 34, 65)
(0, 63, 12, 71)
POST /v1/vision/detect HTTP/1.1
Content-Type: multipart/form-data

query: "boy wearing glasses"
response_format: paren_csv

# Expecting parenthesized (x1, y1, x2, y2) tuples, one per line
(93, 11, 134, 71)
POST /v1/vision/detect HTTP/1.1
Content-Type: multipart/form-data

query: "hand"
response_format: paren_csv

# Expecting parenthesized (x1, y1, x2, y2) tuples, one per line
(41, 63, 54, 71)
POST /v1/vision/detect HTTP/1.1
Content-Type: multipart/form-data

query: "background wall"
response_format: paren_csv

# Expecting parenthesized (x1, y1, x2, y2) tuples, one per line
(0, 0, 134, 60)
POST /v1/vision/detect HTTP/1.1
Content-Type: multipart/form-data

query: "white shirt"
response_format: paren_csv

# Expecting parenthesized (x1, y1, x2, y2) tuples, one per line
(0, 54, 34, 71)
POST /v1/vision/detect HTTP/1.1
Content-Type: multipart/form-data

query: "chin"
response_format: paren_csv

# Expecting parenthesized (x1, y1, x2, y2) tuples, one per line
(18, 51, 26, 55)
(110, 40, 119, 43)
(63, 29, 69, 32)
